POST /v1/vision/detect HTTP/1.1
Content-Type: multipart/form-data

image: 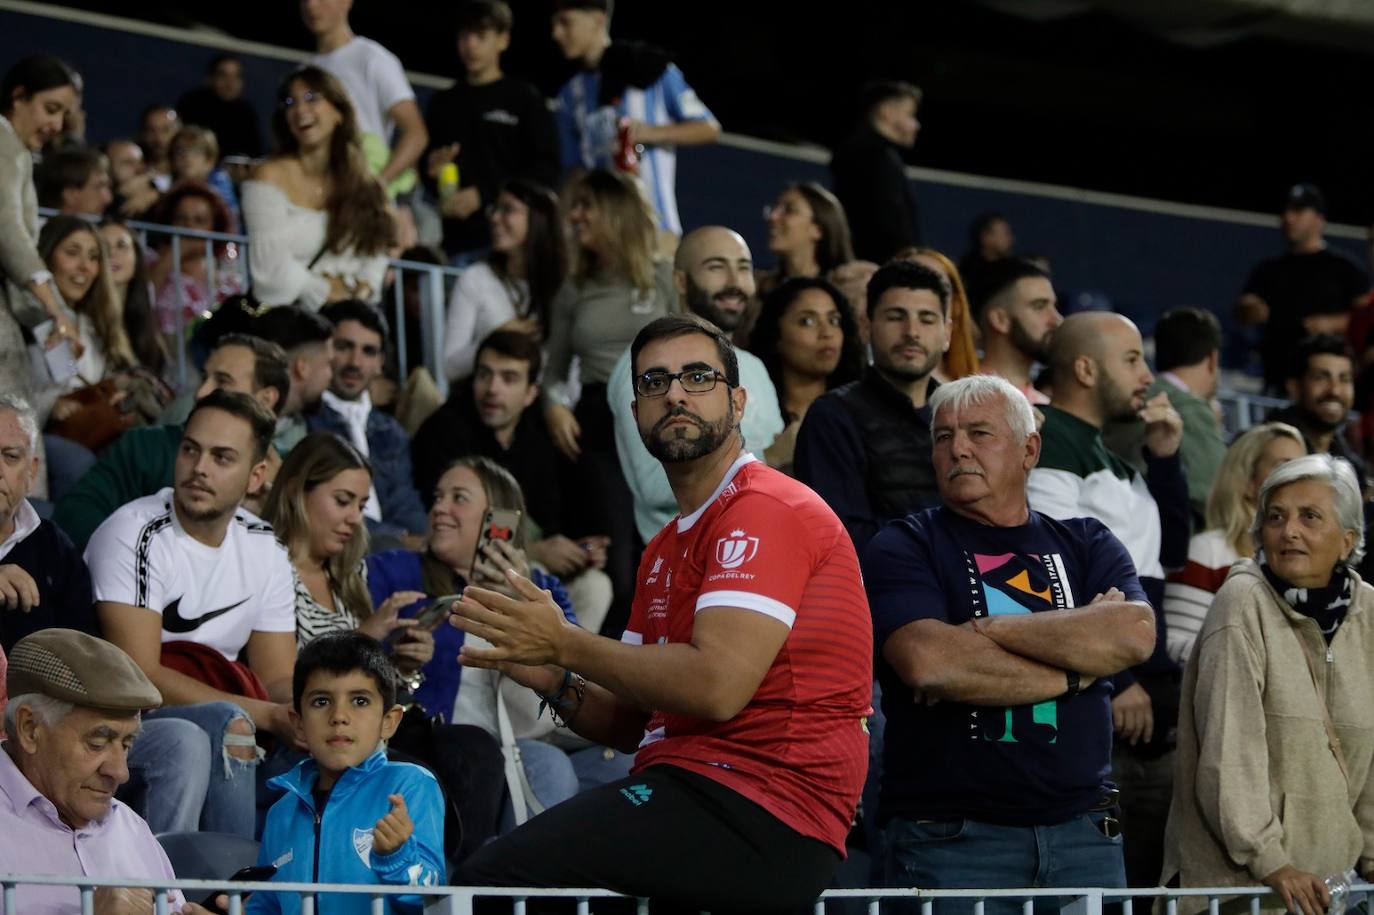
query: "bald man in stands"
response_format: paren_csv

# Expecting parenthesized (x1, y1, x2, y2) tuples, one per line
(609, 226, 785, 543)
(1024, 312, 1190, 889)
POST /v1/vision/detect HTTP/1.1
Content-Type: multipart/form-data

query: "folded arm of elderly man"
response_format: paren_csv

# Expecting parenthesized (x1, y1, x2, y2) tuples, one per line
(0, 629, 219, 915)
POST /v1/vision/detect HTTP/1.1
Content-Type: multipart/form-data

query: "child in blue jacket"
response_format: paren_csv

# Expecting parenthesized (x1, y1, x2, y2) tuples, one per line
(249, 632, 446, 915)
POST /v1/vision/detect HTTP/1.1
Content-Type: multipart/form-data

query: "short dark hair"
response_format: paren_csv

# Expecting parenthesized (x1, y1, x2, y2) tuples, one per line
(1290, 333, 1354, 381)
(1, 55, 78, 117)
(1154, 307, 1222, 373)
(862, 80, 921, 121)
(215, 333, 290, 416)
(36, 148, 105, 208)
(969, 256, 1052, 320)
(477, 329, 543, 384)
(968, 211, 1008, 248)
(186, 388, 277, 462)
(552, 0, 612, 14)
(206, 52, 241, 75)
(457, 0, 513, 33)
(321, 299, 390, 350)
(252, 305, 334, 355)
(292, 631, 398, 712)
(630, 314, 739, 389)
(867, 259, 951, 318)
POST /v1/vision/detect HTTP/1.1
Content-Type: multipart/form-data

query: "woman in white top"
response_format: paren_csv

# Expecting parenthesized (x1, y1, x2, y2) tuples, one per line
(242, 66, 392, 310)
(37, 216, 138, 402)
(264, 430, 431, 661)
(1162, 421, 1307, 663)
(442, 179, 565, 382)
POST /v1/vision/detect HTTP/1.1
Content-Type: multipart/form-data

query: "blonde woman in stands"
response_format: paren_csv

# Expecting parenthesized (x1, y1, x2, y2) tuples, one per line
(1162, 421, 1306, 663)
(242, 66, 392, 309)
(0, 56, 82, 404)
(894, 246, 980, 381)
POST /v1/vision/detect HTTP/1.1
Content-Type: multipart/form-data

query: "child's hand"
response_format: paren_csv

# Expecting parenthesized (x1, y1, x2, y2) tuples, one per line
(372, 794, 413, 856)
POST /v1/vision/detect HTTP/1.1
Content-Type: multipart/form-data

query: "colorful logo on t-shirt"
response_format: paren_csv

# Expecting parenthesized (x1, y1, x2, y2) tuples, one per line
(969, 551, 1076, 745)
(715, 529, 759, 570)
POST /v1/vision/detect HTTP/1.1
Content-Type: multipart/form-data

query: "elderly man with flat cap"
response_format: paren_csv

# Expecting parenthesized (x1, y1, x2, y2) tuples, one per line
(0, 629, 215, 915)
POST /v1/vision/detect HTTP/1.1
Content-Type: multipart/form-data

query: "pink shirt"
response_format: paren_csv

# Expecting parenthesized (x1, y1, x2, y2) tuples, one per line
(0, 747, 185, 914)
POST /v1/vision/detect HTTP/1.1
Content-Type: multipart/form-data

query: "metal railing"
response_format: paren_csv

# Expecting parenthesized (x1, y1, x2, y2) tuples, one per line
(1214, 390, 1289, 437)
(4, 874, 1367, 915)
(38, 209, 463, 399)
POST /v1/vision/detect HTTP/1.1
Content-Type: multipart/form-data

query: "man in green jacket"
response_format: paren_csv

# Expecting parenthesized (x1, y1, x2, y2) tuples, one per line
(1106, 307, 1226, 529)
(53, 334, 287, 549)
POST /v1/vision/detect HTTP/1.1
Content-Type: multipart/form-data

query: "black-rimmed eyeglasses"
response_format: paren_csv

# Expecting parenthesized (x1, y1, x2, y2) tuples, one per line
(634, 369, 731, 397)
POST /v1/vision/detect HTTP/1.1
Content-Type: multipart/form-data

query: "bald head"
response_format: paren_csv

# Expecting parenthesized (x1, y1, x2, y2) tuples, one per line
(1048, 312, 1153, 426)
(1048, 313, 1130, 378)
(673, 226, 756, 333)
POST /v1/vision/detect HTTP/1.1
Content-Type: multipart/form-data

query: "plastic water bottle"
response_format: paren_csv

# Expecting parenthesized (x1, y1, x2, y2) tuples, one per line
(438, 163, 460, 201)
(1324, 868, 1360, 915)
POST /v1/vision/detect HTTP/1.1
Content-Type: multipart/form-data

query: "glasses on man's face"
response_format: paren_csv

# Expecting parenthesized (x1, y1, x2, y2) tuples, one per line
(634, 368, 730, 398)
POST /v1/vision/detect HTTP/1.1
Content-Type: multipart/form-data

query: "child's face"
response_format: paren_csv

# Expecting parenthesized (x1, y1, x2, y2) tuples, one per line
(292, 669, 402, 789)
(172, 145, 213, 182)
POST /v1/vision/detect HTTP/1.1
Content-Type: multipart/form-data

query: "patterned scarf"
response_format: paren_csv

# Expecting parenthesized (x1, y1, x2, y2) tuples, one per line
(1261, 561, 1353, 643)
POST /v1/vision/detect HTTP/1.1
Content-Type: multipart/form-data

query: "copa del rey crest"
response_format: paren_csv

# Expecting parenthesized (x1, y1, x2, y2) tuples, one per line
(715, 529, 759, 570)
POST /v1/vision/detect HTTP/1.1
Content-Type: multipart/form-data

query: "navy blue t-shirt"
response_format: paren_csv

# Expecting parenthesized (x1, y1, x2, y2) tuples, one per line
(863, 505, 1146, 826)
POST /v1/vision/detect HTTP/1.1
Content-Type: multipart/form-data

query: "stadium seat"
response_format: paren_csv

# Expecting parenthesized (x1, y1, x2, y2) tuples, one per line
(156, 831, 260, 881)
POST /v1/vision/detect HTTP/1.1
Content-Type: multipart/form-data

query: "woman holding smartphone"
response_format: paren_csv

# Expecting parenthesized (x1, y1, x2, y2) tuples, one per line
(367, 457, 628, 829)
(263, 431, 431, 662)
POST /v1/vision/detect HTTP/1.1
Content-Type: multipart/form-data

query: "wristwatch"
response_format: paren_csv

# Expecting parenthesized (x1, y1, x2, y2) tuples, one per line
(1064, 670, 1081, 698)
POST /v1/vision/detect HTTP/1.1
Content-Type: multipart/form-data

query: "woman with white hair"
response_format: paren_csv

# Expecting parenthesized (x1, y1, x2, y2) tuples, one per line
(1164, 453, 1374, 915)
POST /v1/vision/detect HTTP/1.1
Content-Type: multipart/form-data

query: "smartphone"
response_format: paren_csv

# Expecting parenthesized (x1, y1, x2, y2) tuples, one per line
(199, 864, 277, 913)
(33, 320, 77, 384)
(472, 507, 522, 571)
(414, 594, 462, 630)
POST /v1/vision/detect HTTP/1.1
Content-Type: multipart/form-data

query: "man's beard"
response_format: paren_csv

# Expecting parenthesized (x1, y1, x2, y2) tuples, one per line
(685, 280, 747, 333)
(174, 482, 235, 523)
(1301, 399, 1348, 434)
(641, 401, 737, 463)
(1009, 317, 1051, 362)
(1098, 374, 1141, 424)
(878, 339, 941, 384)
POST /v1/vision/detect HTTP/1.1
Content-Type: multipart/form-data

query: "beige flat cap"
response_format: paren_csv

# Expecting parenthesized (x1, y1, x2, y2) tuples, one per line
(7, 629, 161, 713)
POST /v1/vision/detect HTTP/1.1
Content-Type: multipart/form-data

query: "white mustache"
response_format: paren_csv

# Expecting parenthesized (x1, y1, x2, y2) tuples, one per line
(946, 464, 985, 480)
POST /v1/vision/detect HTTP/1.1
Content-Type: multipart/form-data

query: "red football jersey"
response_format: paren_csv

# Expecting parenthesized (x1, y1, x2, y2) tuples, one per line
(626, 454, 873, 854)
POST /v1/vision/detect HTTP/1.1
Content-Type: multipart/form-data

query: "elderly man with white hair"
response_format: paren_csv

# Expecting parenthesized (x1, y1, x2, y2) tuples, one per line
(1, 629, 218, 915)
(0, 393, 97, 649)
(863, 374, 1157, 913)
(1164, 453, 1374, 915)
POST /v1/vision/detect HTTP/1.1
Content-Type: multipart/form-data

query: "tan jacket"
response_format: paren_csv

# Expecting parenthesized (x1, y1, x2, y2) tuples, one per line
(1163, 559, 1374, 906)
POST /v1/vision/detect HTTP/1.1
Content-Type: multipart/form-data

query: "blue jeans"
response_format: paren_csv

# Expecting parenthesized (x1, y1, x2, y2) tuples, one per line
(119, 717, 211, 833)
(885, 812, 1126, 915)
(498, 740, 581, 834)
(142, 702, 260, 838)
(568, 744, 635, 792)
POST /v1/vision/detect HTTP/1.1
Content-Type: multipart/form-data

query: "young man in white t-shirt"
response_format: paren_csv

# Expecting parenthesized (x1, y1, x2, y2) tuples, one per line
(88, 389, 298, 837)
(302, 0, 428, 194)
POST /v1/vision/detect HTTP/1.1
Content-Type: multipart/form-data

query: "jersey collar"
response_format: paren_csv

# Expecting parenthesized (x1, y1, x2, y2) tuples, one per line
(676, 452, 758, 534)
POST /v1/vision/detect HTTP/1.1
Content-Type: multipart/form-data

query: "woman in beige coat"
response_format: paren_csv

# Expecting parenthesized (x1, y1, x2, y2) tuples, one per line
(0, 56, 82, 394)
(1165, 453, 1374, 915)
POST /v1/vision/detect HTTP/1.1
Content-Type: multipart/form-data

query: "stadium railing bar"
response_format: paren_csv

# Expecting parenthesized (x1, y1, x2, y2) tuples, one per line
(5, 874, 1369, 915)
(37, 208, 460, 400)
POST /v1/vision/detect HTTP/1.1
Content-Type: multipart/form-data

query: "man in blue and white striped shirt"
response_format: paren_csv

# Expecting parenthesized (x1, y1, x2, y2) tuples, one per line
(550, 0, 720, 236)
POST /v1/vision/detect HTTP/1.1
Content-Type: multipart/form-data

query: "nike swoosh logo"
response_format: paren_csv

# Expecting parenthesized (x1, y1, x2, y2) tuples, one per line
(162, 596, 251, 634)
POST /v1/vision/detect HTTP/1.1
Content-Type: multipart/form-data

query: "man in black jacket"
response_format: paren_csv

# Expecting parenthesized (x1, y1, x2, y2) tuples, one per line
(0, 394, 97, 652)
(795, 260, 948, 555)
(830, 81, 923, 263)
(424, 0, 560, 258)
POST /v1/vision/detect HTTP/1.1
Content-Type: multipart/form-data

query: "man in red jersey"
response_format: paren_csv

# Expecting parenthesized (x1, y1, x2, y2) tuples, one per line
(453, 313, 872, 912)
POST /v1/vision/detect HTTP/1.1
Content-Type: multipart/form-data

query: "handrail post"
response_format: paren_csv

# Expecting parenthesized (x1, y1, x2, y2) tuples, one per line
(425, 264, 447, 399)
(393, 265, 408, 381)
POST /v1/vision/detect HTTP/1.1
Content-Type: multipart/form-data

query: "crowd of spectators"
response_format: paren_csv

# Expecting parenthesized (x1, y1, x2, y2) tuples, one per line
(5, 0, 1374, 912)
